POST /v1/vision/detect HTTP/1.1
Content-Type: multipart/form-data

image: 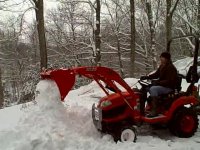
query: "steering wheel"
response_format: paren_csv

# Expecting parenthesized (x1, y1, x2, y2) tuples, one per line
(138, 79, 152, 88)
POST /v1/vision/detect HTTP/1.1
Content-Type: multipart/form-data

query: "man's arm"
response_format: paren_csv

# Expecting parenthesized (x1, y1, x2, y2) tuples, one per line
(148, 67, 160, 79)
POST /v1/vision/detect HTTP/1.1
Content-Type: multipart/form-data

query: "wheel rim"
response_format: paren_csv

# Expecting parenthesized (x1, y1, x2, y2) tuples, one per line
(121, 129, 136, 142)
(180, 115, 195, 133)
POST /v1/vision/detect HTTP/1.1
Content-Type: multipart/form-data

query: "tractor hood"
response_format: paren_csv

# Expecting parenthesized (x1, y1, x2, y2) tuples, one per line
(41, 69, 75, 101)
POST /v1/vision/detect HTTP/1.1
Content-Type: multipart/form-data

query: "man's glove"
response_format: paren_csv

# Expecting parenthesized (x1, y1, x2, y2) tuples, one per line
(140, 76, 149, 80)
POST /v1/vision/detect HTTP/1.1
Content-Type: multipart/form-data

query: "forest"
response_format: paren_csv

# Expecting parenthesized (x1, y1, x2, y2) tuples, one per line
(0, 0, 199, 107)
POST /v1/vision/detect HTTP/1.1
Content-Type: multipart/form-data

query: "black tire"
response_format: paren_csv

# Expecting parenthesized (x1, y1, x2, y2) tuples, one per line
(169, 107, 199, 138)
(113, 126, 137, 142)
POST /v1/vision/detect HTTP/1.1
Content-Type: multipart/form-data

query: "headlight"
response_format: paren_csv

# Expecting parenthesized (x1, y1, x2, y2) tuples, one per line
(100, 100, 112, 107)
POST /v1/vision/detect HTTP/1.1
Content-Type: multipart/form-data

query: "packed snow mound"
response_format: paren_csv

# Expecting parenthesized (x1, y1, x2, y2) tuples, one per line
(35, 80, 62, 109)
(0, 79, 200, 150)
(0, 80, 101, 150)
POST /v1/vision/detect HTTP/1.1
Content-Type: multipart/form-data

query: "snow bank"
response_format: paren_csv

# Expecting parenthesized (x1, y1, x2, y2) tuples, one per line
(0, 104, 23, 130)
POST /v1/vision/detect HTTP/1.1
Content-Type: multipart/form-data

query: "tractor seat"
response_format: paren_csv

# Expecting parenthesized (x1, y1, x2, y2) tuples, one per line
(157, 74, 185, 108)
(160, 73, 183, 98)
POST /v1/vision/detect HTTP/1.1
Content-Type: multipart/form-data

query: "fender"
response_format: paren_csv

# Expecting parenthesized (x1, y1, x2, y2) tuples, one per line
(166, 95, 199, 119)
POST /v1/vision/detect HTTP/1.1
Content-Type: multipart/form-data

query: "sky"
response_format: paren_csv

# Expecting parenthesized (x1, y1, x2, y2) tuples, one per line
(0, 0, 58, 23)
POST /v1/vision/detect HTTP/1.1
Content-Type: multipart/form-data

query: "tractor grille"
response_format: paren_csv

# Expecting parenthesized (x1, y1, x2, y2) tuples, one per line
(102, 105, 127, 119)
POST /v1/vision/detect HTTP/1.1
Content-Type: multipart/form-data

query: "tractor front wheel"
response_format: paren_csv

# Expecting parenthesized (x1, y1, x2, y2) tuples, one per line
(113, 126, 137, 142)
(169, 107, 199, 138)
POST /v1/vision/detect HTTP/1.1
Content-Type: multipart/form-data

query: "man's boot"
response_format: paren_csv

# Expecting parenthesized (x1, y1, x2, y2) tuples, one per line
(145, 97, 152, 112)
(147, 97, 158, 118)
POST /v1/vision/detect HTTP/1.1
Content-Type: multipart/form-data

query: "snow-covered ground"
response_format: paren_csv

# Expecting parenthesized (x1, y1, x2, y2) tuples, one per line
(0, 77, 200, 150)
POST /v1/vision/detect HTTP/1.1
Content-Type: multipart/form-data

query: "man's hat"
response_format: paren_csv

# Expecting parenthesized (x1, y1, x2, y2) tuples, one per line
(160, 52, 171, 60)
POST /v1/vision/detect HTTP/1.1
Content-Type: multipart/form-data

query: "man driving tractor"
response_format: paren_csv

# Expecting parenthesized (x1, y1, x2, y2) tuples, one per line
(40, 36, 199, 142)
(140, 52, 178, 117)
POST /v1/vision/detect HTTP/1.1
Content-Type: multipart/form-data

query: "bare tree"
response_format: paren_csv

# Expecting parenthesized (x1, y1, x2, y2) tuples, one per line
(166, 0, 180, 48)
(143, 0, 160, 69)
(26, 21, 39, 64)
(46, 2, 94, 67)
(198, 0, 200, 34)
(130, 0, 135, 77)
(0, 68, 3, 108)
(94, 0, 101, 66)
(103, 0, 130, 77)
(32, 0, 47, 70)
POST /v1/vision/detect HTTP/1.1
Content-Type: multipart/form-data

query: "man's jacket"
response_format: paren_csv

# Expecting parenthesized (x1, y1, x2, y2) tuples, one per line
(148, 61, 178, 89)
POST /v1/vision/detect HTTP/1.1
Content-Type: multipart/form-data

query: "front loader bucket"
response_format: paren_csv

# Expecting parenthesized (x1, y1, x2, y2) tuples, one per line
(41, 69, 75, 101)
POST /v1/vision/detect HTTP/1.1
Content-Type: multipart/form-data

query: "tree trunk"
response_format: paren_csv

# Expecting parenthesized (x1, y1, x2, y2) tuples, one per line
(0, 68, 4, 108)
(117, 38, 124, 78)
(130, 0, 136, 77)
(94, 0, 101, 66)
(198, 0, 200, 34)
(166, 0, 180, 50)
(166, 0, 172, 49)
(145, 0, 157, 69)
(34, 0, 47, 70)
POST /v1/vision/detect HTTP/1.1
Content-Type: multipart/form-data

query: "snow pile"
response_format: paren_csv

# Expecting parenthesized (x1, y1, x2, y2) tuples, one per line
(174, 57, 193, 75)
(0, 79, 200, 150)
(173, 57, 200, 76)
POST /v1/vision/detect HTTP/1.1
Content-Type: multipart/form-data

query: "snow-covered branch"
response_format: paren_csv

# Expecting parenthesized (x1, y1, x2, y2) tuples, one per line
(175, 27, 195, 49)
(176, 11, 198, 32)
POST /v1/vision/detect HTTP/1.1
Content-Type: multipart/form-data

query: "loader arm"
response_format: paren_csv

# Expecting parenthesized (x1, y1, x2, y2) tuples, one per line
(41, 66, 135, 101)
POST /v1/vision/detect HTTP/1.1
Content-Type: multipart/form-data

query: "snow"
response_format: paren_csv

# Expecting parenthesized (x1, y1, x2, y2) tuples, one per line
(0, 71, 200, 149)
(174, 57, 200, 76)
(174, 57, 193, 75)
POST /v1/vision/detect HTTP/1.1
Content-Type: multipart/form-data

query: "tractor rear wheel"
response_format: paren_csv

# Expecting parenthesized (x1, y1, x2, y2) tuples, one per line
(169, 107, 199, 138)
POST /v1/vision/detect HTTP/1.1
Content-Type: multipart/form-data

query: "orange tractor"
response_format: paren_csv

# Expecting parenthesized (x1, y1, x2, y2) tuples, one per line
(40, 36, 200, 142)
